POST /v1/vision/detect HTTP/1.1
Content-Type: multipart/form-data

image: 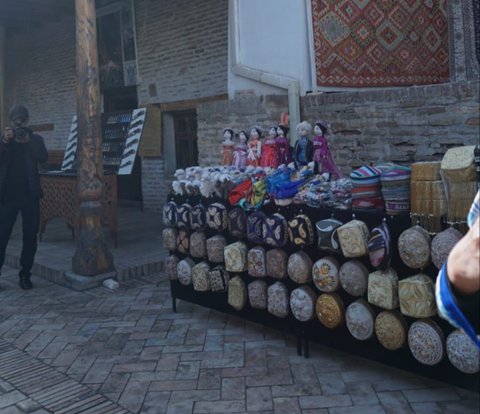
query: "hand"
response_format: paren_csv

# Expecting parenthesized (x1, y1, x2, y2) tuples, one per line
(2, 127, 14, 143)
(447, 218, 480, 295)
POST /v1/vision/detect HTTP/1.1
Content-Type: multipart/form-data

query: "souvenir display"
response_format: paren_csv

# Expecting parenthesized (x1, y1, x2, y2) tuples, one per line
(228, 207, 247, 239)
(398, 225, 431, 269)
(380, 165, 411, 215)
(163, 201, 177, 226)
(262, 213, 288, 247)
(312, 256, 340, 293)
(290, 285, 317, 322)
(209, 266, 230, 292)
(288, 214, 315, 247)
(206, 235, 227, 263)
(228, 276, 247, 311)
(190, 204, 207, 231)
(266, 248, 288, 279)
(224, 241, 248, 273)
(398, 274, 437, 318)
(192, 261, 211, 292)
(431, 227, 463, 270)
(206, 202, 228, 231)
(316, 293, 345, 329)
(177, 257, 195, 286)
(267, 281, 290, 318)
(408, 319, 445, 366)
(248, 280, 268, 309)
(293, 121, 313, 168)
(315, 217, 342, 253)
(375, 310, 408, 351)
(221, 128, 235, 166)
(367, 220, 391, 270)
(260, 126, 279, 168)
(162, 227, 178, 251)
(176, 229, 189, 255)
(287, 251, 313, 284)
(276, 124, 292, 166)
(165, 255, 179, 281)
(190, 231, 207, 258)
(233, 130, 248, 169)
(350, 166, 384, 210)
(345, 299, 376, 341)
(176, 203, 191, 228)
(337, 218, 370, 258)
(312, 122, 342, 179)
(247, 211, 266, 244)
(246, 126, 262, 167)
(446, 330, 480, 374)
(247, 246, 267, 278)
(367, 267, 399, 310)
(339, 260, 369, 297)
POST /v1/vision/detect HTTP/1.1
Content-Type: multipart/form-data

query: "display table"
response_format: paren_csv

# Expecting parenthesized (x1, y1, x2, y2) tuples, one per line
(167, 194, 479, 392)
(39, 172, 118, 247)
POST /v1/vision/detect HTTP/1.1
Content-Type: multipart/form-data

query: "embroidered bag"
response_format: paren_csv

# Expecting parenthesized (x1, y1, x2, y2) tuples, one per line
(176, 229, 189, 254)
(267, 281, 290, 318)
(206, 235, 227, 263)
(228, 207, 247, 239)
(165, 255, 179, 281)
(163, 201, 177, 226)
(345, 299, 376, 341)
(375, 311, 408, 351)
(190, 231, 207, 258)
(431, 227, 463, 270)
(398, 273, 437, 318)
(316, 293, 345, 329)
(287, 251, 313, 284)
(312, 256, 340, 293)
(209, 266, 230, 292)
(162, 227, 178, 251)
(315, 217, 343, 254)
(224, 241, 248, 273)
(190, 203, 207, 231)
(408, 319, 445, 366)
(247, 246, 267, 278)
(266, 249, 288, 279)
(177, 257, 195, 286)
(367, 220, 392, 270)
(176, 203, 192, 229)
(398, 225, 431, 269)
(248, 280, 268, 309)
(367, 267, 399, 310)
(192, 261, 211, 292)
(228, 276, 247, 311)
(290, 286, 317, 322)
(339, 260, 369, 297)
(337, 219, 370, 258)
(288, 214, 315, 247)
(262, 213, 288, 247)
(247, 211, 266, 244)
(206, 202, 228, 231)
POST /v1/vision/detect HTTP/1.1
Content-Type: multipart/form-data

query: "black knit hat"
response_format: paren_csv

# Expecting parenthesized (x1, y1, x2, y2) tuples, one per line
(9, 105, 29, 121)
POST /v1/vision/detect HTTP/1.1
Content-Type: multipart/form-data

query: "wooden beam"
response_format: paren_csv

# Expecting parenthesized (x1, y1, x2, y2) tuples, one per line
(72, 0, 114, 276)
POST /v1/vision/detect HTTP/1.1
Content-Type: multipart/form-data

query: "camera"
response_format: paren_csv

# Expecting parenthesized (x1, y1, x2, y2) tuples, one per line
(13, 127, 29, 141)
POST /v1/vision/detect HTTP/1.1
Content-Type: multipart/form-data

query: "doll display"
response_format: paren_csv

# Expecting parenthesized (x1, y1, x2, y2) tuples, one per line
(293, 121, 313, 168)
(247, 126, 262, 167)
(260, 125, 279, 168)
(233, 130, 248, 169)
(221, 128, 235, 165)
(312, 122, 342, 179)
(276, 124, 292, 166)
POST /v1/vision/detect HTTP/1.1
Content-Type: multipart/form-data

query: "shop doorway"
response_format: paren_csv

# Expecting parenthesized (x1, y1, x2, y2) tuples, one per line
(103, 86, 143, 206)
(173, 111, 198, 169)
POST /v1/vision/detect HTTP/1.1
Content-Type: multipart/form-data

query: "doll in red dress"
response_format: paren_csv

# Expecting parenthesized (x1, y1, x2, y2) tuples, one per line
(260, 125, 278, 168)
(221, 128, 235, 166)
(276, 124, 292, 166)
(312, 122, 342, 179)
(246, 126, 262, 167)
(233, 130, 248, 169)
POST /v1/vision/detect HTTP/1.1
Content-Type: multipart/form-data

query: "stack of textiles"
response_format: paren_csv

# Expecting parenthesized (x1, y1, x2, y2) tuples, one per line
(350, 166, 384, 210)
(380, 165, 412, 215)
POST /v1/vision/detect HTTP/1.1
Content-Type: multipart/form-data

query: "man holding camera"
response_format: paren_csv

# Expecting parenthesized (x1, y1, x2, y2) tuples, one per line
(0, 105, 48, 290)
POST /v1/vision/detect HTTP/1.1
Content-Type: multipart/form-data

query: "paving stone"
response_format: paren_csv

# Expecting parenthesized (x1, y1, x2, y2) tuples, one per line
(221, 377, 245, 400)
(271, 384, 324, 398)
(15, 398, 42, 413)
(290, 364, 319, 385)
(117, 379, 149, 413)
(193, 399, 245, 413)
(345, 382, 379, 405)
(377, 391, 415, 413)
(317, 372, 347, 395)
(328, 404, 387, 414)
(402, 387, 460, 403)
(273, 397, 302, 414)
(299, 394, 353, 410)
(175, 361, 201, 380)
(0, 390, 27, 408)
(197, 369, 222, 390)
(246, 386, 273, 411)
(140, 391, 170, 414)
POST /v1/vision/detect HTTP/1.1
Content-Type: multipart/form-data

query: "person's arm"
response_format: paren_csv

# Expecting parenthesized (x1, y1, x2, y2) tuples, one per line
(0, 127, 14, 155)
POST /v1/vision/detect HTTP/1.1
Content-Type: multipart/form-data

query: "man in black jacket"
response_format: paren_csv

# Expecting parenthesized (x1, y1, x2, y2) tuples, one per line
(0, 105, 48, 289)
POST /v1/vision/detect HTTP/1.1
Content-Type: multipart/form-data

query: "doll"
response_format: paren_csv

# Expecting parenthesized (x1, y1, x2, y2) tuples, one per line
(233, 130, 248, 168)
(221, 128, 235, 165)
(276, 124, 292, 166)
(246, 126, 262, 167)
(260, 125, 278, 168)
(293, 121, 313, 168)
(312, 122, 342, 179)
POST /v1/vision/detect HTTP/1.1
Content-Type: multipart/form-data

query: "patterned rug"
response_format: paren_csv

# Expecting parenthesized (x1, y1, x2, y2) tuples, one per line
(312, 0, 450, 87)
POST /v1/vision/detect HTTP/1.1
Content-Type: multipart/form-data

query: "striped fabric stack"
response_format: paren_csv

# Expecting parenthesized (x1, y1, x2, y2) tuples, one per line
(350, 166, 385, 210)
(380, 165, 412, 215)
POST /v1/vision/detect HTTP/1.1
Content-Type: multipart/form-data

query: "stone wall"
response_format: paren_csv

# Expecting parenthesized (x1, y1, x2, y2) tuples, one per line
(197, 81, 480, 175)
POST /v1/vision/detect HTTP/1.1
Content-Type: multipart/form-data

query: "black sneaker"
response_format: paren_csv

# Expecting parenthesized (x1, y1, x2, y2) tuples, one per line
(19, 275, 33, 290)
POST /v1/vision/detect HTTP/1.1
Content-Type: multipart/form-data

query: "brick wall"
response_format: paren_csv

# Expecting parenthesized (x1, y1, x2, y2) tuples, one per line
(135, 0, 228, 105)
(4, 16, 76, 150)
(141, 157, 171, 212)
(197, 81, 480, 175)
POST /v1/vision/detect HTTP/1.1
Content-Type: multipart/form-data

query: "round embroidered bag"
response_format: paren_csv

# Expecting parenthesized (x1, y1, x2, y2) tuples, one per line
(262, 213, 289, 247)
(228, 207, 247, 239)
(267, 281, 290, 318)
(367, 220, 392, 270)
(206, 235, 227, 263)
(288, 214, 315, 247)
(408, 319, 445, 366)
(375, 311, 408, 351)
(209, 266, 230, 292)
(190, 231, 207, 258)
(165, 255, 179, 281)
(312, 256, 340, 293)
(247, 211, 266, 244)
(287, 251, 313, 284)
(228, 276, 247, 311)
(290, 285, 317, 322)
(177, 257, 195, 286)
(162, 227, 178, 251)
(315, 218, 342, 254)
(224, 241, 248, 273)
(446, 330, 480, 374)
(266, 249, 288, 279)
(176, 203, 192, 229)
(206, 202, 228, 231)
(431, 227, 463, 270)
(398, 274, 437, 318)
(346, 299, 376, 341)
(190, 204, 207, 231)
(248, 280, 268, 309)
(192, 261, 211, 292)
(316, 293, 345, 329)
(339, 260, 368, 297)
(163, 201, 177, 226)
(247, 246, 267, 278)
(367, 267, 399, 310)
(176, 229, 190, 255)
(398, 225, 431, 269)
(337, 219, 370, 258)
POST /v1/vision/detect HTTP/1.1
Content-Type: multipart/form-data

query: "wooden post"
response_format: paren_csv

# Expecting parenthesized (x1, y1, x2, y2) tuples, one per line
(72, 0, 114, 275)
(0, 25, 5, 128)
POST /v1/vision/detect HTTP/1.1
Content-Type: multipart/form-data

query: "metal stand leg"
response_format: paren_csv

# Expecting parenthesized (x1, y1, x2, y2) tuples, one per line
(297, 331, 303, 356)
(303, 332, 310, 359)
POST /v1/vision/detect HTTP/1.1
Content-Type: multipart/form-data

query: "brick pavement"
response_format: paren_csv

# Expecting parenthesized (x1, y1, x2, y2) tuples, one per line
(0, 266, 478, 413)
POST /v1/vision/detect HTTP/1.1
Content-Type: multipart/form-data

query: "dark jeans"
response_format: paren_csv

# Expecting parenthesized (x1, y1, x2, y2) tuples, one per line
(0, 197, 40, 277)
